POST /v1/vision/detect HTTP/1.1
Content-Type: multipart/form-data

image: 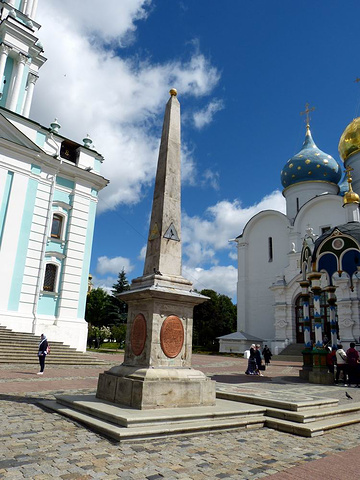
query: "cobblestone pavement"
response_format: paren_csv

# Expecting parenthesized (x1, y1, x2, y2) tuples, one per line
(1, 354, 360, 479)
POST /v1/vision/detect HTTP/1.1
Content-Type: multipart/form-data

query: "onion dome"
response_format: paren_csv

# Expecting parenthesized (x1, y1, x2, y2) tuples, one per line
(281, 126, 341, 188)
(344, 188, 360, 205)
(343, 168, 360, 205)
(338, 117, 360, 161)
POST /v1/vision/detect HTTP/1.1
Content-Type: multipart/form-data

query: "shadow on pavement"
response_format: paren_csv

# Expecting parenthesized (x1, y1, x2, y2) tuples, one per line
(0, 393, 47, 404)
(13, 371, 38, 375)
(211, 374, 273, 384)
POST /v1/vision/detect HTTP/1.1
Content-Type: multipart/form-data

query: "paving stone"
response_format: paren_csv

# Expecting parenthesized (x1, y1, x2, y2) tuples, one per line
(2, 356, 360, 480)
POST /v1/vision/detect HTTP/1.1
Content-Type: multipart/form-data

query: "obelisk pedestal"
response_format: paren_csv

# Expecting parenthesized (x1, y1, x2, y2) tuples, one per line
(96, 89, 216, 409)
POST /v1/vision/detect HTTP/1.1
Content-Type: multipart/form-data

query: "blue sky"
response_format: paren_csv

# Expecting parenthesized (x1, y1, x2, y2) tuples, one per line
(32, 0, 360, 301)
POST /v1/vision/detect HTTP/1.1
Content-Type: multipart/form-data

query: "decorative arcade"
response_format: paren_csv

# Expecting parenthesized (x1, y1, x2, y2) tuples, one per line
(299, 168, 360, 383)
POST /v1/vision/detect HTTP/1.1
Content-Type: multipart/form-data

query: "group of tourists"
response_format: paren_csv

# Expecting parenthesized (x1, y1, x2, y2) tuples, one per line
(326, 342, 360, 387)
(245, 344, 272, 375)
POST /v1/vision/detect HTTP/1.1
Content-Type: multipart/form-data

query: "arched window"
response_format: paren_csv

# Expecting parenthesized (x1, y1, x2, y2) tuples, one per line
(43, 264, 57, 292)
(268, 237, 273, 262)
(51, 213, 63, 239)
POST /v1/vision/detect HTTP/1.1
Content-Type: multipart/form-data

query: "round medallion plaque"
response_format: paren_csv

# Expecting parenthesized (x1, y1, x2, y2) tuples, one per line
(332, 238, 344, 250)
(160, 315, 184, 358)
(130, 313, 147, 356)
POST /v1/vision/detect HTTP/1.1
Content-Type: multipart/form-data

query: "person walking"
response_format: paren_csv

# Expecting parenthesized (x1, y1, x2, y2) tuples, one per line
(335, 343, 348, 385)
(326, 346, 337, 374)
(255, 344, 263, 375)
(262, 345, 272, 366)
(346, 342, 360, 387)
(245, 344, 257, 375)
(37, 334, 48, 375)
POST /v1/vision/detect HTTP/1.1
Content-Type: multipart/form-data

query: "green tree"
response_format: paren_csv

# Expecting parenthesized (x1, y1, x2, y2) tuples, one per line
(111, 324, 127, 346)
(193, 289, 237, 351)
(112, 268, 130, 295)
(111, 268, 130, 323)
(87, 325, 112, 348)
(85, 288, 115, 327)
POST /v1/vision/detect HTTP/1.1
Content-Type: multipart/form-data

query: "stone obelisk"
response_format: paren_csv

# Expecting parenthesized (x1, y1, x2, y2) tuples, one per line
(96, 89, 216, 409)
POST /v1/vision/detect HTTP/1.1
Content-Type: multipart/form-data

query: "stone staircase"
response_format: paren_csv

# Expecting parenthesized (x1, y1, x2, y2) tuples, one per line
(0, 326, 105, 365)
(217, 390, 360, 437)
(274, 343, 304, 362)
(41, 387, 360, 441)
(41, 395, 266, 442)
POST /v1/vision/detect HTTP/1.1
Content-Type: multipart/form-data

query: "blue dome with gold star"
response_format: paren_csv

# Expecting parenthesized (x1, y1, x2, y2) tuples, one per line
(281, 127, 341, 189)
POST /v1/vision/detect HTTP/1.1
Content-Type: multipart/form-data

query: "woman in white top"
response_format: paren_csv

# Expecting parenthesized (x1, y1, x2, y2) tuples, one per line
(335, 344, 348, 385)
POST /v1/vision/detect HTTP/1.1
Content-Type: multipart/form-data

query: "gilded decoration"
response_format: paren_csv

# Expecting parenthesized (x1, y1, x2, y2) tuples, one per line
(338, 117, 360, 161)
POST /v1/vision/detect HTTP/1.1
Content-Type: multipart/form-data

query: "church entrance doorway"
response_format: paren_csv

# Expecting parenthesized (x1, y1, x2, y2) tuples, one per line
(295, 292, 332, 344)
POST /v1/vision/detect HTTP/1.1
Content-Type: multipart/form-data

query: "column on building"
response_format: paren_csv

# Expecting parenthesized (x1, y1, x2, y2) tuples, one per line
(6, 52, 27, 112)
(22, 73, 37, 117)
(236, 240, 248, 332)
(308, 272, 323, 347)
(25, 0, 34, 16)
(325, 285, 338, 348)
(56, 189, 90, 321)
(0, 44, 10, 97)
(299, 279, 312, 348)
(31, 0, 38, 19)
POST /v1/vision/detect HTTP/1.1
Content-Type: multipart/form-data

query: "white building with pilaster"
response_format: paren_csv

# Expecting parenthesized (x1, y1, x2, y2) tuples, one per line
(219, 111, 360, 355)
(0, 0, 108, 350)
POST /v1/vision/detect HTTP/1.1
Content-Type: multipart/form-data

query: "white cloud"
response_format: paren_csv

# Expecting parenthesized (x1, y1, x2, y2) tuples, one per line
(182, 190, 285, 266)
(228, 251, 237, 261)
(138, 245, 147, 261)
(181, 190, 285, 298)
(193, 99, 224, 129)
(90, 274, 117, 294)
(183, 265, 238, 300)
(38, 0, 151, 47)
(96, 256, 134, 275)
(201, 169, 220, 190)
(33, 1, 222, 213)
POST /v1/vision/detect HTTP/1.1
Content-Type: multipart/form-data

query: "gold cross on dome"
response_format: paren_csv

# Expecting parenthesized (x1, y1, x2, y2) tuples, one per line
(300, 103, 315, 127)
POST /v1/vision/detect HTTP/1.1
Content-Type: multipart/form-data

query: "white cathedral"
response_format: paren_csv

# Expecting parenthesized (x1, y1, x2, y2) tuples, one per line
(0, 1, 108, 351)
(219, 106, 360, 355)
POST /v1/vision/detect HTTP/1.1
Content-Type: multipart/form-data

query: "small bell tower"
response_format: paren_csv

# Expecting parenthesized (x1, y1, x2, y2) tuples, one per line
(0, 0, 46, 117)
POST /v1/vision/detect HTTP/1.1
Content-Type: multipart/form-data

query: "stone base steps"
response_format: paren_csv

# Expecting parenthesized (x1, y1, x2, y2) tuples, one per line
(265, 412, 360, 437)
(0, 326, 105, 365)
(40, 396, 266, 442)
(278, 343, 305, 356)
(216, 391, 339, 411)
(274, 343, 304, 362)
(41, 387, 360, 441)
(217, 391, 360, 437)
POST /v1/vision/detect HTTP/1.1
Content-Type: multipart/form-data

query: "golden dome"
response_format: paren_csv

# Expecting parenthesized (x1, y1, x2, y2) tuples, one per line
(338, 117, 360, 161)
(169, 88, 177, 96)
(343, 168, 360, 205)
(344, 189, 360, 205)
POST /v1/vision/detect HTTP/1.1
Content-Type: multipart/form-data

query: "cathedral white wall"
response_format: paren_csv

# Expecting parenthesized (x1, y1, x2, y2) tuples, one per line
(237, 211, 290, 340)
(293, 194, 345, 241)
(284, 182, 339, 222)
